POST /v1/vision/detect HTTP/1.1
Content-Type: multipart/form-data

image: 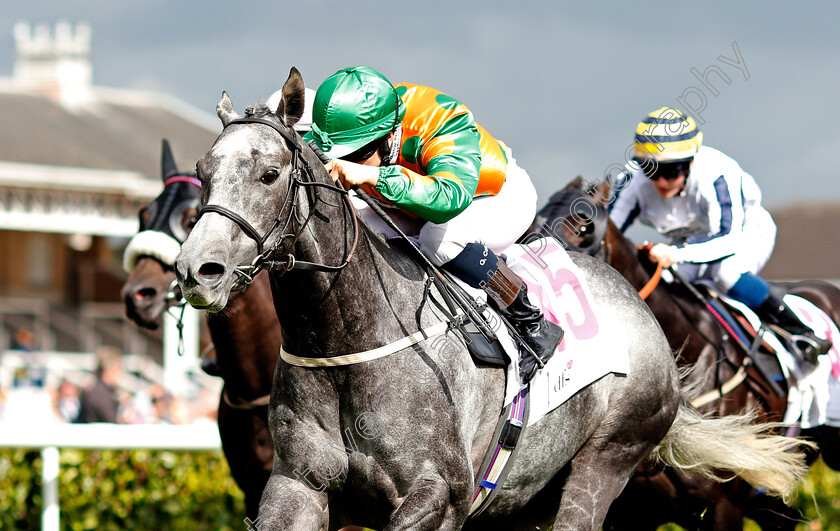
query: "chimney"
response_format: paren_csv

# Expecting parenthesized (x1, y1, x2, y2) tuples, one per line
(13, 21, 94, 108)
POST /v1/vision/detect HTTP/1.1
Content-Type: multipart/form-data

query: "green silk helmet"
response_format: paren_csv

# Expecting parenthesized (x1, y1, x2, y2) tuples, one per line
(304, 66, 405, 159)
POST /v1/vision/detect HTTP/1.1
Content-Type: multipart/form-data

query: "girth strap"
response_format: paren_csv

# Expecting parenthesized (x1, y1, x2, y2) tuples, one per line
(223, 388, 271, 409)
(280, 321, 450, 367)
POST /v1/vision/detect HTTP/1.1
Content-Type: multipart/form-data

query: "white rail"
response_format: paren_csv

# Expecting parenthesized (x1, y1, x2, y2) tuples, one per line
(0, 422, 222, 531)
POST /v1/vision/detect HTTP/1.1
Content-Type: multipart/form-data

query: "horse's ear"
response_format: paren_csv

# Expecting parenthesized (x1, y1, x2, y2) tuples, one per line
(160, 139, 178, 181)
(589, 181, 612, 205)
(217, 91, 239, 127)
(275, 67, 305, 127)
(563, 176, 584, 191)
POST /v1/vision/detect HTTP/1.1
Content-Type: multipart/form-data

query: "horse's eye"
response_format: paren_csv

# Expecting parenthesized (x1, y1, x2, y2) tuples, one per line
(260, 169, 279, 185)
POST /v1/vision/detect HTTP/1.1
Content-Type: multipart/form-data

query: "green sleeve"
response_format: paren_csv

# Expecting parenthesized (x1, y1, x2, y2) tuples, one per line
(373, 113, 481, 224)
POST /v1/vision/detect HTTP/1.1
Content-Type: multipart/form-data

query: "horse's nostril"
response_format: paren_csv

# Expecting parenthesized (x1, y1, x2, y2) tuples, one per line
(198, 262, 225, 279)
(135, 287, 157, 301)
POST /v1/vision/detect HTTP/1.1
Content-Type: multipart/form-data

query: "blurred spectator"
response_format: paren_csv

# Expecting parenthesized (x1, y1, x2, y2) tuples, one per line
(168, 396, 192, 425)
(120, 384, 162, 424)
(10, 328, 46, 389)
(76, 346, 123, 423)
(150, 383, 173, 424)
(54, 379, 80, 423)
(195, 388, 219, 424)
(11, 327, 37, 351)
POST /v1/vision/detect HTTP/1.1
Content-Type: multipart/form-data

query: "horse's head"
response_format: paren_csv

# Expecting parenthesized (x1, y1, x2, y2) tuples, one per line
(529, 177, 610, 258)
(533, 177, 655, 281)
(121, 139, 201, 329)
(176, 67, 309, 312)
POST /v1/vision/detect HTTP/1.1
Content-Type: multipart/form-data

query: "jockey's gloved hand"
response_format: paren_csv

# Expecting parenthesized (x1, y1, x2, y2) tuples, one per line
(649, 243, 680, 268)
(325, 159, 380, 188)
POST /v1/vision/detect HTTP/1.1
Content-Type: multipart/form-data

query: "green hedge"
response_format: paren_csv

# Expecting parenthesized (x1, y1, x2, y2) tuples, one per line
(790, 458, 840, 530)
(3, 447, 840, 530)
(655, 458, 840, 531)
(0, 448, 245, 530)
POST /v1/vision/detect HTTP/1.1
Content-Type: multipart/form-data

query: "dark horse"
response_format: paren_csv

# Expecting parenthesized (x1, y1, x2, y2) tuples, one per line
(528, 177, 840, 530)
(120, 140, 281, 519)
(174, 68, 809, 531)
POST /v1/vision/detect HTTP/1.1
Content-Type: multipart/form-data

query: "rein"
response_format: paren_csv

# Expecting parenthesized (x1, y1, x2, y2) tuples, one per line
(635, 244, 663, 300)
(196, 116, 360, 291)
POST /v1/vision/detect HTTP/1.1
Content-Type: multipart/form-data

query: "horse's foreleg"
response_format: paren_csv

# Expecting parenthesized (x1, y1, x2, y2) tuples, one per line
(384, 477, 464, 531)
(258, 473, 329, 531)
(218, 400, 272, 520)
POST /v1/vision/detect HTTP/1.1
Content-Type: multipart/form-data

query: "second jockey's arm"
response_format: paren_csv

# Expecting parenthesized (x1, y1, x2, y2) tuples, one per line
(649, 242, 680, 268)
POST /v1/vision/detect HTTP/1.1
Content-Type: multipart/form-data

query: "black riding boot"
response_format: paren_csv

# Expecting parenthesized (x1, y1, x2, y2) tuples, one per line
(756, 287, 832, 366)
(483, 259, 564, 383)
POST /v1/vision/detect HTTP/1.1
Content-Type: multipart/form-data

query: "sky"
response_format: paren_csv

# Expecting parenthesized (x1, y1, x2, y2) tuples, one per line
(2, 1, 839, 211)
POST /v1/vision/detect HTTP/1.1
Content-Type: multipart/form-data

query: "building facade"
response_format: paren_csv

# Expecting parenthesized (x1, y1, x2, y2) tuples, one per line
(0, 22, 218, 382)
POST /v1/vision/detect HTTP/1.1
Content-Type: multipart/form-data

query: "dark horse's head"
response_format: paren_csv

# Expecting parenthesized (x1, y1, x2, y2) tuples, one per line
(121, 140, 201, 328)
(525, 176, 611, 258)
(528, 177, 653, 278)
(176, 68, 309, 312)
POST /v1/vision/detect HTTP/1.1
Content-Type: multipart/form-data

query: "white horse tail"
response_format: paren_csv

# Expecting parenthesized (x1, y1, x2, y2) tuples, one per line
(652, 401, 814, 498)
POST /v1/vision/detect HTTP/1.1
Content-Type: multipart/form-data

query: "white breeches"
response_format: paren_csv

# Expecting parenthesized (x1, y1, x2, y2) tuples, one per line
(351, 155, 538, 265)
(675, 209, 777, 291)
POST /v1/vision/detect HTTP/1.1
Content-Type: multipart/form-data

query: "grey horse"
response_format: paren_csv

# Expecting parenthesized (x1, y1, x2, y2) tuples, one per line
(175, 67, 808, 531)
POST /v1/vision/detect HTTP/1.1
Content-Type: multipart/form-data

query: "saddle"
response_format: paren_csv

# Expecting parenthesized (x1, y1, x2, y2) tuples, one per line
(387, 237, 508, 367)
(442, 276, 508, 367)
(692, 281, 788, 396)
(691, 279, 837, 397)
(387, 237, 526, 517)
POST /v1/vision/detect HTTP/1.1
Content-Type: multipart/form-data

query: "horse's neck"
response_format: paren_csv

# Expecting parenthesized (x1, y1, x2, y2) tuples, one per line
(207, 273, 280, 396)
(272, 200, 427, 358)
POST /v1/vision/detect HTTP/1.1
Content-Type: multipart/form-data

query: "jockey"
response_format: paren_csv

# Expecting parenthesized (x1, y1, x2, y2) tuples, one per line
(304, 66, 563, 383)
(608, 107, 832, 366)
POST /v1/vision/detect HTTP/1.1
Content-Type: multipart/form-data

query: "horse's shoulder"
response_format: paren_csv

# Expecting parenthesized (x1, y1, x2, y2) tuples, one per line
(367, 233, 427, 282)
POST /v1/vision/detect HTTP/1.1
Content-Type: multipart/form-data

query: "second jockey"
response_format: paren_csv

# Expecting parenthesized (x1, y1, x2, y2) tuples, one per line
(608, 107, 832, 367)
(304, 66, 563, 383)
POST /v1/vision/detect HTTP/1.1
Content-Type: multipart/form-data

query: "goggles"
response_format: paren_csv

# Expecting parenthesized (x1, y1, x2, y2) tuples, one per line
(644, 158, 692, 182)
(340, 138, 380, 163)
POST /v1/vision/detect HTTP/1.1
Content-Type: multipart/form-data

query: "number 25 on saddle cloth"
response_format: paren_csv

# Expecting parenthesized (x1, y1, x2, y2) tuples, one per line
(468, 238, 631, 516)
(501, 238, 631, 425)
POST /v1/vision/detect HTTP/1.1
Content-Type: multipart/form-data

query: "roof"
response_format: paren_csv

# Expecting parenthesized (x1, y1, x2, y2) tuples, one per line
(0, 84, 220, 185)
(762, 203, 840, 281)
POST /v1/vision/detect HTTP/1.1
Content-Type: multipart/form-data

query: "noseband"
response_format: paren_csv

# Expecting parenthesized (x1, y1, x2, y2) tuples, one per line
(196, 115, 359, 291)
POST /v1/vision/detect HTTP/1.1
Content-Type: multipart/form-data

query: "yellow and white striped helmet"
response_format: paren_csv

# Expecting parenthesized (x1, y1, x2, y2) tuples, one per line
(633, 107, 703, 162)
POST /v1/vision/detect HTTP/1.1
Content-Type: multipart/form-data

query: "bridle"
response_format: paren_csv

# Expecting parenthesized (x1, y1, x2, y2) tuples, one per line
(195, 115, 360, 292)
